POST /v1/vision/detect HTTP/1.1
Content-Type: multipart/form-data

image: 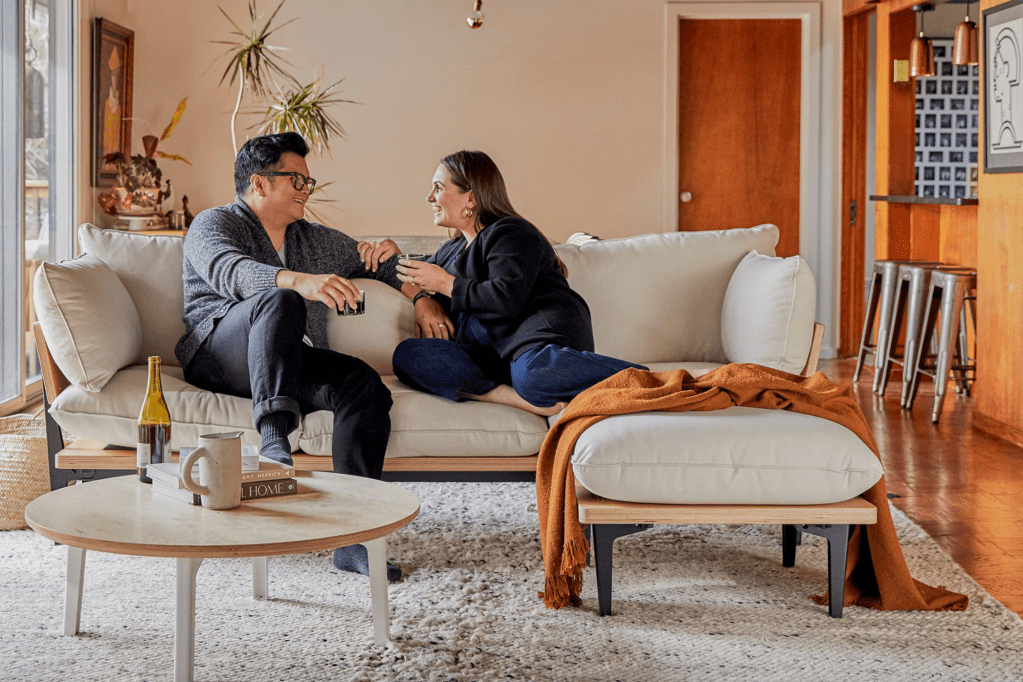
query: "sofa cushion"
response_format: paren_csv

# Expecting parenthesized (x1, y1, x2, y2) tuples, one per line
(571, 407, 883, 505)
(46, 364, 302, 453)
(77, 224, 186, 367)
(720, 250, 816, 374)
(326, 279, 415, 376)
(299, 375, 550, 458)
(554, 225, 779, 365)
(33, 255, 142, 393)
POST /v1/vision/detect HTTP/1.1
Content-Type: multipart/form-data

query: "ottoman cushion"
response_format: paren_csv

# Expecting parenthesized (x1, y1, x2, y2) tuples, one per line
(571, 407, 882, 505)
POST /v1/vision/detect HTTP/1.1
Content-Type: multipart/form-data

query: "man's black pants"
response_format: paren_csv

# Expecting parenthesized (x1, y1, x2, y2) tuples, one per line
(183, 288, 391, 478)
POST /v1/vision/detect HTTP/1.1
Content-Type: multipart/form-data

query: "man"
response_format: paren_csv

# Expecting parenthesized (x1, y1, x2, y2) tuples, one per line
(174, 132, 403, 580)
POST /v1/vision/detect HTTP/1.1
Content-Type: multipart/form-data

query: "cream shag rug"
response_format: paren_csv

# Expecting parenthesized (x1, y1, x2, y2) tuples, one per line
(2, 481, 1021, 681)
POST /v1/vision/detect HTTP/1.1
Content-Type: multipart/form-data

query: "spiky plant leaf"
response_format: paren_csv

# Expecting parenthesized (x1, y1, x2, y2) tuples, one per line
(254, 78, 356, 153)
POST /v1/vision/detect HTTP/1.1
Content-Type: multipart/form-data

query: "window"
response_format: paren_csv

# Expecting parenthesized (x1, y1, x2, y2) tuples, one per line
(0, 0, 75, 416)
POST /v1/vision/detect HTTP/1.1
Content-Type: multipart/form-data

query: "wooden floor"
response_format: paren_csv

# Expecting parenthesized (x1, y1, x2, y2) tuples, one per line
(820, 357, 1023, 617)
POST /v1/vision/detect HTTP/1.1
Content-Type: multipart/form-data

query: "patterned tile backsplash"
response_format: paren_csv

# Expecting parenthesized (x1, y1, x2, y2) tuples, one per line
(915, 39, 980, 199)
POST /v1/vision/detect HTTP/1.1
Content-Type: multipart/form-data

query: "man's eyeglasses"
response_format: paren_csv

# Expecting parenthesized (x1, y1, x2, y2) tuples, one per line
(256, 171, 317, 193)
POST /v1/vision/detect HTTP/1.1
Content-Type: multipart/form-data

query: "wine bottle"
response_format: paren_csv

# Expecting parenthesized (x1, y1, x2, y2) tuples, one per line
(137, 356, 172, 483)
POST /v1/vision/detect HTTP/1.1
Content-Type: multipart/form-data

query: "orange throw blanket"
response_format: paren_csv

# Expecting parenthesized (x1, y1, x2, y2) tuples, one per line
(536, 363, 968, 613)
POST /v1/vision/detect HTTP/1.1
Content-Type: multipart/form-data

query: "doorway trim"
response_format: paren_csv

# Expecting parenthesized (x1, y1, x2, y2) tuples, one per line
(664, 2, 839, 358)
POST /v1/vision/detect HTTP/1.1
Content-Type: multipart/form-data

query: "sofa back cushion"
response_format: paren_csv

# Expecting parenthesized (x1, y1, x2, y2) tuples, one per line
(325, 279, 415, 375)
(33, 254, 142, 393)
(78, 224, 186, 367)
(720, 250, 817, 374)
(554, 225, 779, 364)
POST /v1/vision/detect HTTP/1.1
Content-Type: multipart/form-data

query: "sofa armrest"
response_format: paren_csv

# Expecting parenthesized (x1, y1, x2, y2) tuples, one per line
(33, 321, 70, 404)
(800, 322, 825, 377)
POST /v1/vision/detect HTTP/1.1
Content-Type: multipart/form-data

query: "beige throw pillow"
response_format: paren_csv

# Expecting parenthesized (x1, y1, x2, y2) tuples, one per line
(34, 254, 142, 393)
(720, 250, 816, 374)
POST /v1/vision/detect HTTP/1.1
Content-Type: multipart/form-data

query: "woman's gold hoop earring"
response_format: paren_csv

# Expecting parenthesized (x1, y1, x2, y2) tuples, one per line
(464, 207, 474, 219)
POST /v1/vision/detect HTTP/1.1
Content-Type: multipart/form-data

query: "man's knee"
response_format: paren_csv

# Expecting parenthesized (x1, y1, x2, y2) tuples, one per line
(253, 288, 306, 323)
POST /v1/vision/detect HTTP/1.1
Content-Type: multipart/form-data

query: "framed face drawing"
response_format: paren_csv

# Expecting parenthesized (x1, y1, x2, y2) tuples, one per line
(92, 18, 134, 187)
(983, 0, 1023, 173)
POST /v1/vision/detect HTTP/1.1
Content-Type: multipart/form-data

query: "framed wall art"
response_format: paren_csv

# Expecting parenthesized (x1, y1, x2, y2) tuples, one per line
(91, 18, 134, 187)
(983, 0, 1023, 173)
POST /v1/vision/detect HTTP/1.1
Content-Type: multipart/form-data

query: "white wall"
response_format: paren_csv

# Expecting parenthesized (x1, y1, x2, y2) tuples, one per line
(78, 0, 842, 353)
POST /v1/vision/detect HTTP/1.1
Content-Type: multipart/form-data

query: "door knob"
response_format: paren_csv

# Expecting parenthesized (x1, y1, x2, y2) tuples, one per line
(679, 191, 693, 203)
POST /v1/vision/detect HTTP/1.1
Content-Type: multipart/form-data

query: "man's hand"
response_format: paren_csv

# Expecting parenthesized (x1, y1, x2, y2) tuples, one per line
(414, 297, 454, 340)
(276, 270, 362, 312)
(357, 239, 400, 272)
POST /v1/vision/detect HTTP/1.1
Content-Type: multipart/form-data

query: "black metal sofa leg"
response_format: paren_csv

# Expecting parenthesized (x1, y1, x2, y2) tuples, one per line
(592, 523, 651, 617)
(785, 523, 852, 618)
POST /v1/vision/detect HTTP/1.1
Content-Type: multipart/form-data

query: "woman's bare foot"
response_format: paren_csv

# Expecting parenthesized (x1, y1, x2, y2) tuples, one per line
(471, 385, 568, 417)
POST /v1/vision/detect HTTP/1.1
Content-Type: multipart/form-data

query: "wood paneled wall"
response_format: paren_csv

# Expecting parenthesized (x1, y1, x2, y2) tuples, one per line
(974, 0, 1023, 443)
(873, 6, 916, 259)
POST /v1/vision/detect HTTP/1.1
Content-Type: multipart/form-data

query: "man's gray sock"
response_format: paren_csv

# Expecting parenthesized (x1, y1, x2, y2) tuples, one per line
(332, 545, 402, 582)
(257, 412, 293, 466)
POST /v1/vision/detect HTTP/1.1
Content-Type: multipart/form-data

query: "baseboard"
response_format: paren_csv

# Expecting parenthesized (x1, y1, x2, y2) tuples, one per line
(973, 411, 1023, 448)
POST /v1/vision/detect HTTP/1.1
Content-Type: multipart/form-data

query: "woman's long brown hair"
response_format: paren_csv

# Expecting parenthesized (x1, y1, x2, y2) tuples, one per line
(441, 151, 568, 277)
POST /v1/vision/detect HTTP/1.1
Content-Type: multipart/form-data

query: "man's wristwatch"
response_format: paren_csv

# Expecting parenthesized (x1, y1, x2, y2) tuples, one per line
(412, 290, 431, 306)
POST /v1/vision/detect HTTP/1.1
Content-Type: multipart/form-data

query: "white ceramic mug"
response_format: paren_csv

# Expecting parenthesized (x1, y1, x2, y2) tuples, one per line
(181, 431, 243, 510)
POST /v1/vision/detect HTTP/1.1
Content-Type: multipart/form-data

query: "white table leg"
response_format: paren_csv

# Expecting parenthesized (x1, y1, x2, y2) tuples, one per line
(365, 538, 390, 644)
(63, 546, 86, 636)
(175, 557, 203, 682)
(252, 556, 268, 599)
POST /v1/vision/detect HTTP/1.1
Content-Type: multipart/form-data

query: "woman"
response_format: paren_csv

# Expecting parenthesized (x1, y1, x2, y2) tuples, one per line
(389, 150, 645, 417)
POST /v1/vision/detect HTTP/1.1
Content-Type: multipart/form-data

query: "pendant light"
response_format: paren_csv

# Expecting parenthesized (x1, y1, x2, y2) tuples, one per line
(467, 0, 483, 29)
(953, 1, 979, 66)
(910, 4, 935, 78)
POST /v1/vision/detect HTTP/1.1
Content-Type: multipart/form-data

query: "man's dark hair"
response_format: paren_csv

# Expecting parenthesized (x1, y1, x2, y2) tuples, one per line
(234, 132, 309, 196)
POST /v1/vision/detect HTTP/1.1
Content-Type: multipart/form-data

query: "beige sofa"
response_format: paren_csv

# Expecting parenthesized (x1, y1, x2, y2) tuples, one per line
(34, 223, 878, 502)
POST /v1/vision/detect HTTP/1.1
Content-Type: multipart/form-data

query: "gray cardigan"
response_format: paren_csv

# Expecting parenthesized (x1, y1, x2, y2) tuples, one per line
(175, 198, 401, 370)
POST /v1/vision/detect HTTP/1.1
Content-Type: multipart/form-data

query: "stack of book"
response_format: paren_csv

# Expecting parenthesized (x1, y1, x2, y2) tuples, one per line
(147, 452, 297, 506)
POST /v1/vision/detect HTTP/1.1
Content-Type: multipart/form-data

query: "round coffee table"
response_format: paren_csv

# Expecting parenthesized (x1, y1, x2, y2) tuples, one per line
(25, 472, 420, 682)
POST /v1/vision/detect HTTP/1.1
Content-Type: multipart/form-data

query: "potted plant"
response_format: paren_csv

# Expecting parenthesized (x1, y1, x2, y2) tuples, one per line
(97, 98, 190, 219)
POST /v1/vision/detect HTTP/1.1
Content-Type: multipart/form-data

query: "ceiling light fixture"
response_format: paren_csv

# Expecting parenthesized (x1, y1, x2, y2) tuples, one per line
(467, 0, 484, 29)
(909, 3, 935, 78)
(953, 1, 979, 66)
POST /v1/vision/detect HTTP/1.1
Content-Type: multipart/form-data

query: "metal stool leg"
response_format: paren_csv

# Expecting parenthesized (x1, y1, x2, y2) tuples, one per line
(898, 268, 932, 407)
(906, 282, 942, 410)
(932, 280, 967, 423)
(877, 278, 909, 396)
(854, 269, 883, 382)
(872, 267, 904, 394)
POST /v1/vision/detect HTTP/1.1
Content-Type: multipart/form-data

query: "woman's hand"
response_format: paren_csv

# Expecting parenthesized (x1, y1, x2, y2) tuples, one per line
(276, 270, 361, 312)
(397, 258, 455, 297)
(414, 297, 454, 340)
(356, 239, 400, 272)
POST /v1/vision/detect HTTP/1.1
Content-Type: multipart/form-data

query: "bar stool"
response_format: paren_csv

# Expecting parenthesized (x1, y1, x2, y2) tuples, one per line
(855, 260, 941, 388)
(903, 268, 977, 422)
(872, 261, 943, 395)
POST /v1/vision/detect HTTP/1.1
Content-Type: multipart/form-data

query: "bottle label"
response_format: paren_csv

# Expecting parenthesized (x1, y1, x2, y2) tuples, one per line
(137, 442, 151, 468)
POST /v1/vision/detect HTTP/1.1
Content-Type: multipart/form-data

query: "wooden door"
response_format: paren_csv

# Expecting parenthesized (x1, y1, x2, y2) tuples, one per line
(677, 19, 802, 257)
(840, 11, 870, 356)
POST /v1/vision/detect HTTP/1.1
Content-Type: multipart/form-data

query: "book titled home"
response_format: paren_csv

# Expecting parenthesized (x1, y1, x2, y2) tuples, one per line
(149, 470, 298, 505)
(241, 477, 298, 500)
(150, 454, 294, 489)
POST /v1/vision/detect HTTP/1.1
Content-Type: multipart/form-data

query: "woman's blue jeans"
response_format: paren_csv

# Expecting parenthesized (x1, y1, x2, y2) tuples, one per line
(183, 288, 392, 479)
(392, 337, 647, 408)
